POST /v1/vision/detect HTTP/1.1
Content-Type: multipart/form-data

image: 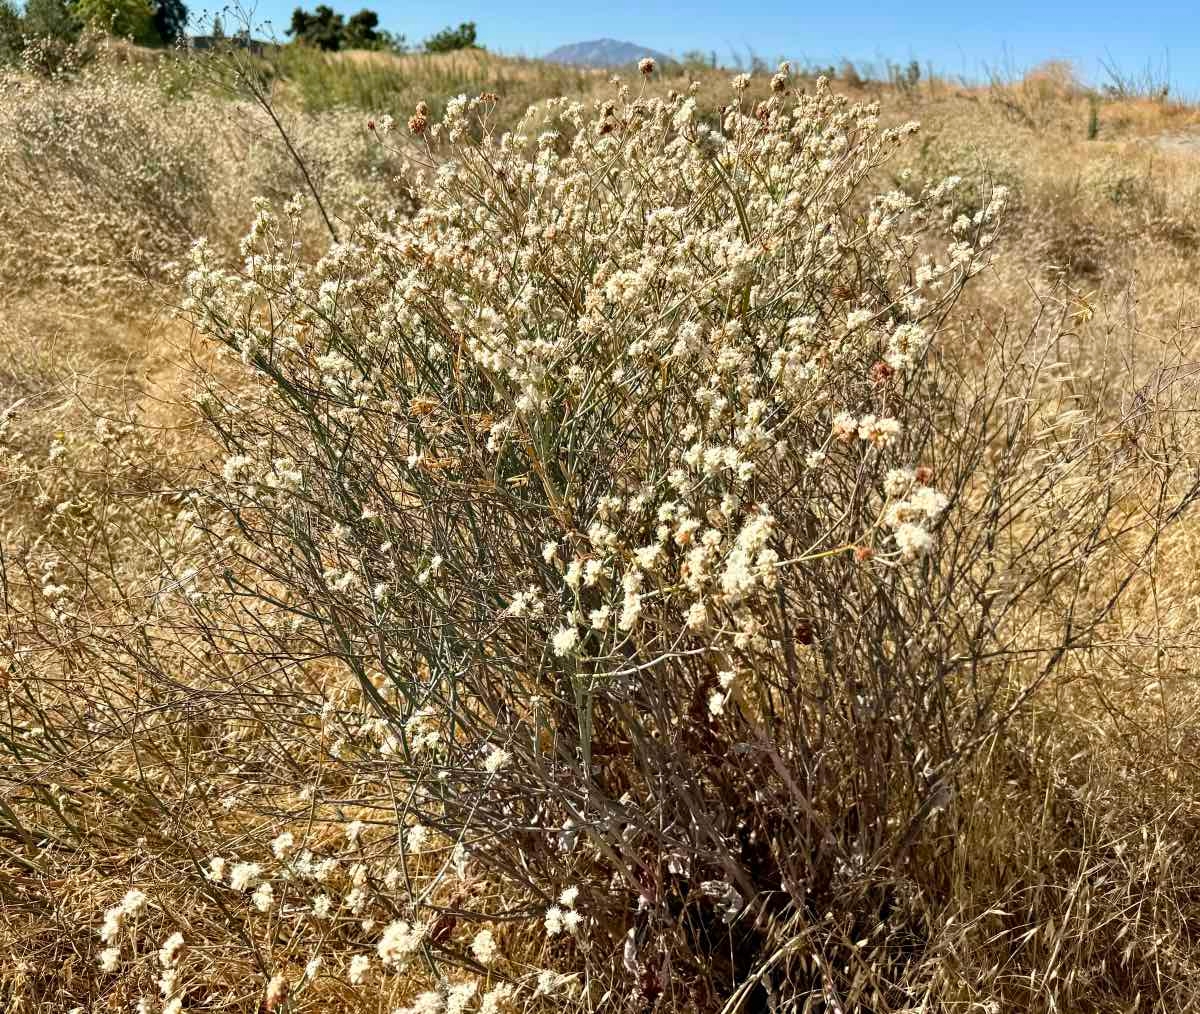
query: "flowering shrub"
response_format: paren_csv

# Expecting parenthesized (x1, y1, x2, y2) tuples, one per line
(6, 66, 1200, 1013)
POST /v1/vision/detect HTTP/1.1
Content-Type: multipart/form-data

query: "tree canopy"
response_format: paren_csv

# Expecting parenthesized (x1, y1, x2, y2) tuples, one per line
(424, 20, 476, 53)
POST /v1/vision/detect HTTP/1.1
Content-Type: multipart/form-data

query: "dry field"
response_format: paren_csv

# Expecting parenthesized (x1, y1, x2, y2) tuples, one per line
(3, 36, 1200, 1014)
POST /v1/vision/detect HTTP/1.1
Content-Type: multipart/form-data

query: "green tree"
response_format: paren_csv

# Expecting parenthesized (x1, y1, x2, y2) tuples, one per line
(22, 0, 81, 39)
(75, 0, 158, 41)
(151, 0, 187, 44)
(343, 7, 376, 46)
(287, 3, 343, 50)
(0, 0, 22, 59)
(424, 20, 476, 53)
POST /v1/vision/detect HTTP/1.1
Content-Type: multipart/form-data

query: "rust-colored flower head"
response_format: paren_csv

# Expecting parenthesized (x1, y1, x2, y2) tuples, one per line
(408, 112, 428, 135)
(263, 973, 289, 1013)
(869, 360, 896, 385)
(915, 465, 935, 484)
(638, 57, 656, 76)
(854, 545, 874, 563)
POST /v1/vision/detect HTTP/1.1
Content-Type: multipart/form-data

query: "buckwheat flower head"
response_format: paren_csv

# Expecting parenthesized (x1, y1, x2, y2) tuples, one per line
(163, 1001, 183, 1014)
(99, 907, 124, 943)
(480, 984, 515, 1014)
(206, 857, 226, 883)
(158, 932, 185, 968)
(399, 991, 444, 1014)
(544, 905, 565, 935)
(264, 973, 288, 1012)
(858, 415, 901, 448)
(312, 894, 333, 919)
(831, 412, 857, 441)
(884, 468, 915, 497)
(446, 981, 478, 1014)
(377, 919, 428, 966)
(551, 625, 579, 656)
(894, 522, 933, 559)
(908, 485, 949, 520)
(634, 543, 663, 571)
(271, 831, 295, 859)
(638, 57, 655, 75)
(346, 820, 365, 846)
(349, 953, 371, 985)
(471, 927, 500, 965)
(99, 946, 121, 972)
(252, 882, 274, 912)
(158, 968, 179, 999)
(229, 862, 261, 891)
(535, 969, 569, 995)
(559, 886, 579, 908)
(405, 823, 428, 852)
(120, 889, 148, 916)
(483, 747, 510, 773)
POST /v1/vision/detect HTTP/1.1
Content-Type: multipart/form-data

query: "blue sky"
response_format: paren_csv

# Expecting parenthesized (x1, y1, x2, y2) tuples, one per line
(220, 1, 1198, 96)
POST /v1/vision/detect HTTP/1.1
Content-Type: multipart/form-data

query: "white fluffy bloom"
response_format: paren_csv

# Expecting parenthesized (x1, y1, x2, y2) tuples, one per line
(484, 747, 511, 773)
(120, 889, 148, 917)
(907, 485, 949, 520)
(271, 831, 295, 859)
(894, 522, 933, 559)
(634, 543, 663, 571)
(99, 946, 121, 971)
(399, 991, 445, 1014)
(480, 984, 515, 1014)
(377, 919, 428, 966)
(559, 886, 579, 908)
(857, 415, 901, 448)
(884, 468, 915, 497)
(98, 908, 124, 943)
(831, 411, 857, 441)
(471, 928, 500, 965)
(252, 882, 274, 912)
(349, 953, 372, 985)
(158, 932, 185, 968)
(229, 862, 261, 891)
(544, 905, 564, 935)
(551, 626, 579, 656)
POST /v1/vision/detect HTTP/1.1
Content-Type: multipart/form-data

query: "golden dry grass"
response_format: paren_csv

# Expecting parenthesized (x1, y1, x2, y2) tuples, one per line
(3, 46, 1200, 1014)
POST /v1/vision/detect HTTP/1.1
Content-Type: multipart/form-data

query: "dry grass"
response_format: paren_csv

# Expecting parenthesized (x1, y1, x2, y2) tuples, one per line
(3, 46, 1200, 1014)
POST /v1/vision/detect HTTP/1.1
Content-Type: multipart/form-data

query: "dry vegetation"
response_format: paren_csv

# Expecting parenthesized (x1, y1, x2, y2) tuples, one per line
(3, 35, 1200, 1014)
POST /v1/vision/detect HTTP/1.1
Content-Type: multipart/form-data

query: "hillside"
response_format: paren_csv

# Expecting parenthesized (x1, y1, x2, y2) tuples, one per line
(543, 37, 671, 68)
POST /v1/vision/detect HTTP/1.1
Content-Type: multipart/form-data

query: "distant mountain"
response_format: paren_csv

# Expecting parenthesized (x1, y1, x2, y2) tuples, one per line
(544, 38, 672, 69)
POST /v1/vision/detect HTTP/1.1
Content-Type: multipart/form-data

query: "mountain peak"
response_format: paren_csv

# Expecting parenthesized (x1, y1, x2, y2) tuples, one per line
(544, 38, 672, 69)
